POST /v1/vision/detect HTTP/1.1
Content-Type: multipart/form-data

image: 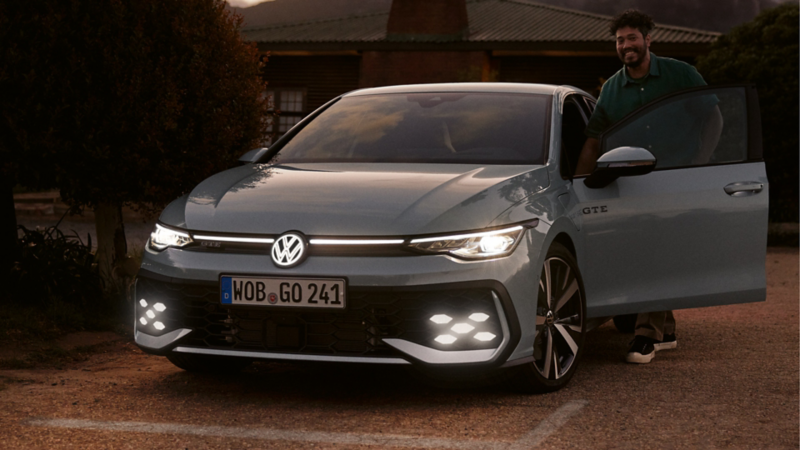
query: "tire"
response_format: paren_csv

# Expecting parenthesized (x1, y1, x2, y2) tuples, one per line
(508, 242, 586, 394)
(612, 314, 637, 334)
(166, 352, 252, 373)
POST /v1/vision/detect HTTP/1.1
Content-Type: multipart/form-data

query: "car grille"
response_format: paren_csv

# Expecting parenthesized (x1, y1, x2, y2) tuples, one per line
(135, 277, 503, 357)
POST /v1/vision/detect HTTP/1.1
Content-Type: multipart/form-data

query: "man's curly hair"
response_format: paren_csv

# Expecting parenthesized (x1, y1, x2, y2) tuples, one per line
(609, 9, 655, 38)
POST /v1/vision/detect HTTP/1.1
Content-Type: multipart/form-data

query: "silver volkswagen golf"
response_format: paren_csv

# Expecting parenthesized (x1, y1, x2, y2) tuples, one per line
(135, 83, 768, 392)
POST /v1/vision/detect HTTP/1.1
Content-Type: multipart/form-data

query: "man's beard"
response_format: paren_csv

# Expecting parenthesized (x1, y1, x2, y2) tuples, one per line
(619, 46, 646, 68)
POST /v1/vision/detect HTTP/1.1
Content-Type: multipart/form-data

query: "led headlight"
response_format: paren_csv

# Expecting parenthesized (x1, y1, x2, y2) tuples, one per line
(149, 224, 193, 251)
(407, 225, 527, 260)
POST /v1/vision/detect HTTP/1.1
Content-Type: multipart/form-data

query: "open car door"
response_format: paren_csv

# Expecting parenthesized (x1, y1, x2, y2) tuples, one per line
(573, 85, 768, 318)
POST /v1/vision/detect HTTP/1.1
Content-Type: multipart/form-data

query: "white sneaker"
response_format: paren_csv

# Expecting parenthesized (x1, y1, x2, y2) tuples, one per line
(653, 334, 677, 351)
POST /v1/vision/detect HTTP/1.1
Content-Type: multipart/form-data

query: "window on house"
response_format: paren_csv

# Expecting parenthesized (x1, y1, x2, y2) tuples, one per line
(266, 88, 306, 142)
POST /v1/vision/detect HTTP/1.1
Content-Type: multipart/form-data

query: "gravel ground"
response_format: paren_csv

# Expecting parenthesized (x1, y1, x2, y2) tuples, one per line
(0, 249, 796, 449)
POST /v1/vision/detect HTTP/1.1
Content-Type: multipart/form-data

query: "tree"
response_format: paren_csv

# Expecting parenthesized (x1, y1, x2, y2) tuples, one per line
(0, 0, 269, 292)
(696, 2, 799, 223)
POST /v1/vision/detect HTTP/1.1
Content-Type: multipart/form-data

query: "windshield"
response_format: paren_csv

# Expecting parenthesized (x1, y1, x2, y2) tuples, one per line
(272, 92, 551, 165)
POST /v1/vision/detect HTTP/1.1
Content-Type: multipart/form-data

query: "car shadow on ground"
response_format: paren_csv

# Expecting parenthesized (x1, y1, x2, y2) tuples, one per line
(143, 322, 635, 407)
(148, 360, 526, 408)
(582, 322, 636, 366)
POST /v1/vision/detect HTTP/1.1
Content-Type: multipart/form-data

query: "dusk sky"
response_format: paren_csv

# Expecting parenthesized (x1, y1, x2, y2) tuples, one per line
(227, 0, 269, 7)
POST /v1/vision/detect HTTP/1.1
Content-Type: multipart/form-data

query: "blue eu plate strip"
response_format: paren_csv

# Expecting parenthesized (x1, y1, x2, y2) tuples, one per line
(220, 276, 232, 304)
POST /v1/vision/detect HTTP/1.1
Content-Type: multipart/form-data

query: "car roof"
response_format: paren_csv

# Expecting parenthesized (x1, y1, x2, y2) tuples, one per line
(343, 82, 562, 97)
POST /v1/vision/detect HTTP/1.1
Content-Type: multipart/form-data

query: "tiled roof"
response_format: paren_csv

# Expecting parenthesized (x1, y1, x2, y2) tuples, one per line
(244, 11, 388, 43)
(242, 0, 720, 45)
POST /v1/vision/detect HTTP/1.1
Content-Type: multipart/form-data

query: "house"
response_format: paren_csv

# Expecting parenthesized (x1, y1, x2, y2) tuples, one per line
(241, 0, 719, 137)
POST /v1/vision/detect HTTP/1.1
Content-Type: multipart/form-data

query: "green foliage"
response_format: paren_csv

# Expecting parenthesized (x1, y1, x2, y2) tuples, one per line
(0, 0, 269, 212)
(696, 2, 799, 222)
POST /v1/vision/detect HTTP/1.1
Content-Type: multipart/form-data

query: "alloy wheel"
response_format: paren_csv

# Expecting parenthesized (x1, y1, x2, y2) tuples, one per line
(533, 256, 584, 380)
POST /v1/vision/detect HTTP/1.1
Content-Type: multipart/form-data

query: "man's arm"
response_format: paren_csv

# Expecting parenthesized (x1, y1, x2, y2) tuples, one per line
(692, 105, 723, 165)
(575, 137, 600, 176)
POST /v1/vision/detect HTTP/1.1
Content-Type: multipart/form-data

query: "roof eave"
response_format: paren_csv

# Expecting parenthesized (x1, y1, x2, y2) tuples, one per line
(257, 41, 714, 56)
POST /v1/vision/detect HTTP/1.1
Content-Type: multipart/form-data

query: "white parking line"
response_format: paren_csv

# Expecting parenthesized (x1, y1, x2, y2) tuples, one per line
(25, 400, 587, 449)
(507, 400, 589, 449)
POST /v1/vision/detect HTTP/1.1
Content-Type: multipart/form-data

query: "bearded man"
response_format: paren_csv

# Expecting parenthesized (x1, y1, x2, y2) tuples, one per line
(575, 9, 722, 364)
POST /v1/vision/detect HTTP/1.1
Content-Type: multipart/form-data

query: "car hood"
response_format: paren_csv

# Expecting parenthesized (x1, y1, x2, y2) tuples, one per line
(179, 163, 548, 236)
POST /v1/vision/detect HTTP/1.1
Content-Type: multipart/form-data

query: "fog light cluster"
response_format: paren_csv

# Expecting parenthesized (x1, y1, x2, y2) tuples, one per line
(430, 312, 497, 345)
(138, 299, 167, 331)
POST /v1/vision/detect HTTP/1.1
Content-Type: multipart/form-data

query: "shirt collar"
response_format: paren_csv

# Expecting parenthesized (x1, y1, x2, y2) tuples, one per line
(622, 53, 660, 85)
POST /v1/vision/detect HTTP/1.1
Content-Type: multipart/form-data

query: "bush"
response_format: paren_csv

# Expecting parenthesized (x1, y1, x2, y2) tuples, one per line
(7, 225, 111, 331)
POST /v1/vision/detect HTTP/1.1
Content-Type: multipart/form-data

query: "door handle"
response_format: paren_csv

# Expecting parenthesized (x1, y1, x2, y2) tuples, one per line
(724, 182, 763, 197)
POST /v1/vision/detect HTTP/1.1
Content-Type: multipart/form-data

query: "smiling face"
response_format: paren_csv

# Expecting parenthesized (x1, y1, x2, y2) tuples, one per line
(615, 26, 650, 68)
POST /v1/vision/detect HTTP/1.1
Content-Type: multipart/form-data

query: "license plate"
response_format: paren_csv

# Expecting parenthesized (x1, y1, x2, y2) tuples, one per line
(220, 276, 346, 309)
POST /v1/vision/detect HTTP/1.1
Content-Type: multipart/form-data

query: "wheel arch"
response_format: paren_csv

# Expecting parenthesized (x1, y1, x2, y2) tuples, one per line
(540, 217, 606, 323)
(551, 232, 576, 258)
(540, 216, 582, 265)
(538, 217, 593, 309)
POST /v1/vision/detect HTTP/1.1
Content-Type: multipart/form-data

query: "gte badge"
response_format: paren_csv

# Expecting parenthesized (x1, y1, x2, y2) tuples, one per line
(582, 206, 608, 214)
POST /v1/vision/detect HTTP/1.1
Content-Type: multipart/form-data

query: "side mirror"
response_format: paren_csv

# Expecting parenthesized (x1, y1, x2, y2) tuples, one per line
(584, 146, 656, 189)
(239, 147, 269, 164)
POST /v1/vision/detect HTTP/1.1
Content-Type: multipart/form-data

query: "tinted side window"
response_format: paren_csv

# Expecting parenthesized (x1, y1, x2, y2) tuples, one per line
(603, 87, 748, 170)
(581, 97, 595, 114)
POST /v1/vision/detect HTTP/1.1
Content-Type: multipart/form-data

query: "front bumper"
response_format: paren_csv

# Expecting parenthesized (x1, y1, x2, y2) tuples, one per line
(135, 230, 545, 369)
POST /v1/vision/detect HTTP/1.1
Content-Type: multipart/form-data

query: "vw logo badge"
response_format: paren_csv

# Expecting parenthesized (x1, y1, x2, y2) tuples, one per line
(271, 232, 307, 268)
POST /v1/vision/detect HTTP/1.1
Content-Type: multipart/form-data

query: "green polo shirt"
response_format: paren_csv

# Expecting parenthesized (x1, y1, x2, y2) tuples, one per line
(585, 53, 707, 139)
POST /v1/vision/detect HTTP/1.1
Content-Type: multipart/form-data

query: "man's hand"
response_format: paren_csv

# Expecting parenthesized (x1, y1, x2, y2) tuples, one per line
(575, 138, 600, 177)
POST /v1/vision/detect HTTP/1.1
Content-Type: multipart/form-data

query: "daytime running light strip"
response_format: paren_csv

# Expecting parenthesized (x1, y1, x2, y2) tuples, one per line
(409, 225, 524, 244)
(309, 239, 405, 245)
(183, 224, 528, 246)
(155, 224, 190, 238)
(193, 235, 275, 244)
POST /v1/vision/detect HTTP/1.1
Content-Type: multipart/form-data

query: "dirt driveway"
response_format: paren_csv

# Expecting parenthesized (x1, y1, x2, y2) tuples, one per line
(1, 248, 796, 449)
